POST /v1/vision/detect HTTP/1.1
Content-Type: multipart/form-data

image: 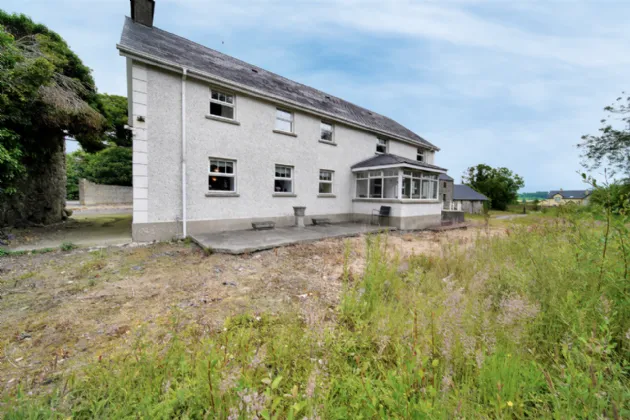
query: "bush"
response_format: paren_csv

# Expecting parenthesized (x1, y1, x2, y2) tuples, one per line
(83, 146, 132, 187)
(588, 182, 630, 214)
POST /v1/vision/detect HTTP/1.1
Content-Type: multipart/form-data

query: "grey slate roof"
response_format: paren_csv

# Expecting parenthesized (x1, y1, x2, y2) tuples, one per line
(453, 185, 489, 201)
(438, 173, 454, 182)
(547, 190, 590, 199)
(118, 17, 437, 149)
(351, 153, 447, 172)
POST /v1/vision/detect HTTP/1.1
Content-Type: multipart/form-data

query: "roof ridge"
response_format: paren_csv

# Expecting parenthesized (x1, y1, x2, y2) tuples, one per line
(131, 18, 391, 120)
(120, 18, 437, 149)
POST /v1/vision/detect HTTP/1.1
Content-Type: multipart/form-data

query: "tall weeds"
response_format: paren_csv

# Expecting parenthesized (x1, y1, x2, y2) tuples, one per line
(4, 213, 630, 418)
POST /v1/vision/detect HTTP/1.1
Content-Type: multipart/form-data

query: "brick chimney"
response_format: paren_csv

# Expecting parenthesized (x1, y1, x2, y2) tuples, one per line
(131, 0, 155, 27)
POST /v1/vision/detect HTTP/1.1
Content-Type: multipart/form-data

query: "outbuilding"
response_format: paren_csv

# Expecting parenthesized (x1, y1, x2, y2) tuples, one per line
(452, 185, 489, 214)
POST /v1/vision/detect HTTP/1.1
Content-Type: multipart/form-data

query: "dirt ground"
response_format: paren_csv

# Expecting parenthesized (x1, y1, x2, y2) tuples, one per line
(2, 213, 132, 251)
(0, 225, 503, 393)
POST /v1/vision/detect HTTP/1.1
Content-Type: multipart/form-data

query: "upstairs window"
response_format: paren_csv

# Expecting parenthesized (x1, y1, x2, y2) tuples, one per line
(417, 148, 424, 162)
(275, 109, 294, 133)
(320, 121, 334, 142)
(376, 138, 388, 154)
(209, 158, 236, 192)
(319, 170, 334, 194)
(209, 89, 235, 119)
(274, 164, 293, 193)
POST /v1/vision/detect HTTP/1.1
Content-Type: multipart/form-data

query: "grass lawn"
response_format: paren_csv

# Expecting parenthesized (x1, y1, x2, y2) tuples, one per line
(1, 212, 629, 418)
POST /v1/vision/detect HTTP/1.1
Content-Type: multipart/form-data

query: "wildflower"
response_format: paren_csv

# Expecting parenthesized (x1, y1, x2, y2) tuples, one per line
(507, 401, 513, 408)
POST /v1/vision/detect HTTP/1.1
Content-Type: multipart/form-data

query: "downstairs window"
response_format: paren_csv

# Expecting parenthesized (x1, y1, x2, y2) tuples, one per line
(209, 158, 236, 192)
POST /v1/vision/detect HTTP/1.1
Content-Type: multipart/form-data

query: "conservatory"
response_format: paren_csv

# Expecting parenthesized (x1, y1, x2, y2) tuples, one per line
(350, 154, 447, 230)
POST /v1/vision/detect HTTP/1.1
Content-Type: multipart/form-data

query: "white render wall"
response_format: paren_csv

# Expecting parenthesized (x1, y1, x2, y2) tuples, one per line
(135, 62, 441, 239)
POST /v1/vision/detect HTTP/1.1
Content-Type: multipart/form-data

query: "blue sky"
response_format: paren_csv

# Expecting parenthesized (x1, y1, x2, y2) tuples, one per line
(5, 0, 629, 191)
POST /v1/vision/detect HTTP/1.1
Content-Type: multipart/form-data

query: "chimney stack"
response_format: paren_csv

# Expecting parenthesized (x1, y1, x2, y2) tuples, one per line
(131, 0, 155, 27)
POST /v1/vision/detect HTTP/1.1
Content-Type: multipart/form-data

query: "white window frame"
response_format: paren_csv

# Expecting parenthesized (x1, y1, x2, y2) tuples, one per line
(209, 88, 235, 120)
(274, 164, 294, 194)
(417, 148, 424, 162)
(320, 121, 334, 143)
(355, 168, 439, 201)
(376, 138, 388, 154)
(275, 108, 294, 133)
(208, 157, 237, 193)
(318, 169, 334, 195)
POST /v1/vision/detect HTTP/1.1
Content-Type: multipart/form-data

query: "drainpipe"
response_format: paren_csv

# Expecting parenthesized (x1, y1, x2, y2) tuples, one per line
(181, 67, 188, 238)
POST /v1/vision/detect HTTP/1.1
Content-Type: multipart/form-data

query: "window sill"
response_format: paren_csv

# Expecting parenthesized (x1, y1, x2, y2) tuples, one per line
(317, 194, 336, 198)
(318, 140, 337, 146)
(205, 114, 241, 125)
(273, 129, 297, 137)
(272, 193, 297, 197)
(205, 192, 240, 197)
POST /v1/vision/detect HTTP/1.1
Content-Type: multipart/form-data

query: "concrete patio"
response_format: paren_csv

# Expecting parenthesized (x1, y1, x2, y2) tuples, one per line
(190, 223, 394, 254)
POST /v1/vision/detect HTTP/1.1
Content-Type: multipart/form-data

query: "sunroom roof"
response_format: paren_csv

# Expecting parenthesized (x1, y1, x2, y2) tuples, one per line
(351, 153, 447, 172)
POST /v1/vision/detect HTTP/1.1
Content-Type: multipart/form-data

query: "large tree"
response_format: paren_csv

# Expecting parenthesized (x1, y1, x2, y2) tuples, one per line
(99, 93, 132, 148)
(462, 164, 525, 210)
(0, 11, 106, 226)
(579, 93, 630, 177)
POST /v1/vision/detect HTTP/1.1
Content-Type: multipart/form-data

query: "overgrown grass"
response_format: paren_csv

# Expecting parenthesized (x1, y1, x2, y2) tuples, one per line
(3, 213, 630, 418)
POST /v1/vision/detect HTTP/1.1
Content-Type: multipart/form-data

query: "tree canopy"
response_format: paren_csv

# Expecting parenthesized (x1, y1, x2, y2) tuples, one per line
(0, 10, 108, 195)
(579, 93, 630, 178)
(462, 164, 524, 210)
(99, 94, 132, 148)
(0, 10, 115, 225)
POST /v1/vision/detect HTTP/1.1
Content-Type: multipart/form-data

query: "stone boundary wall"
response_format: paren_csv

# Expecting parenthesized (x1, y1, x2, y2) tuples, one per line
(79, 179, 133, 206)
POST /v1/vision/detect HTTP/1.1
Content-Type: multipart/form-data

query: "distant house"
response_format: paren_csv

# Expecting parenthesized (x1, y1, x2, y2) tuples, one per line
(542, 190, 591, 207)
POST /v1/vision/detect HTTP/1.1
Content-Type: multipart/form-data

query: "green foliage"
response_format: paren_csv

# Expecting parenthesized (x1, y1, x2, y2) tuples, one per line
(60, 241, 77, 252)
(463, 163, 525, 210)
(588, 182, 630, 215)
(84, 146, 132, 187)
(98, 94, 132, 147)
(4, 212, 630, 418)
(0, 10, 105, 201)
(65, 150, 86, 199)
(580, 93, 630, 177)
(0, 129, 23, 195)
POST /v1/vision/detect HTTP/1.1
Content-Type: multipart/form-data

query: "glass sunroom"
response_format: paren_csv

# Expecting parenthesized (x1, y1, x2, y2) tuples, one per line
(354, 169, 439, 200)
(350, 154, 447, 230)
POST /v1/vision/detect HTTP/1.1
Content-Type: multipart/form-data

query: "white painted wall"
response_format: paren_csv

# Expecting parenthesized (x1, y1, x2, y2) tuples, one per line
(138, 62, 441, 232)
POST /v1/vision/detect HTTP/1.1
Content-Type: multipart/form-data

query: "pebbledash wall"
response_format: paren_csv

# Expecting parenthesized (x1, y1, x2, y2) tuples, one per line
(130, 60, 442, 241)
(79, 179, 132, 206)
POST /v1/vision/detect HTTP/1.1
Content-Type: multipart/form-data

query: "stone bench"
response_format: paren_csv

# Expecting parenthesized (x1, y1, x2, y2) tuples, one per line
(252, 221, 275, 230)
(311, 218, 331, 226)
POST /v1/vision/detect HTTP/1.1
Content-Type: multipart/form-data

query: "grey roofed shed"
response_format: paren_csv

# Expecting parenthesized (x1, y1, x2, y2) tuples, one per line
(546, 190, 590, 199)
(453, 185, 489, 201)
(351, 153, 447, 172)
(118, 17, 437, 150)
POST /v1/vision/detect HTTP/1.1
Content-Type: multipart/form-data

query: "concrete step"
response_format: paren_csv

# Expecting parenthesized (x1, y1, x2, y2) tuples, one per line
(311, 218, 331, 225)
(252, 221, 275, 230)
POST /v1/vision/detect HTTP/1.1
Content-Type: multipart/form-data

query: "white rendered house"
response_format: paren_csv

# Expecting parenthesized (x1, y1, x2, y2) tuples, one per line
(118, 0, 449, 242)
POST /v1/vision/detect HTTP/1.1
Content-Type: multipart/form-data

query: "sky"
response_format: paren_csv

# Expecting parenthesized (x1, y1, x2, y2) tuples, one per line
(5, 0, 629, 191)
